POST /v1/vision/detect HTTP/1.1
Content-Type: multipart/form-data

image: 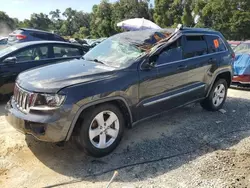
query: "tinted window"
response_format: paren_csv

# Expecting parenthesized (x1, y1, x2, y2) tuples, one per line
(156, 38, 183, 65)
(53, 45, 80, 58)
(30, 33, 48, 40)
(54, 35, 65, 42)
(205, 35, 227, 53)
(184, 35, 207, 59)
(13, 46, 49, 62)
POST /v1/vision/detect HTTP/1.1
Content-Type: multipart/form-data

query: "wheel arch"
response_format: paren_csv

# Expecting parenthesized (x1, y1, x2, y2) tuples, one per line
(206, 69, 232, 97)
(65, 97, 133, 141)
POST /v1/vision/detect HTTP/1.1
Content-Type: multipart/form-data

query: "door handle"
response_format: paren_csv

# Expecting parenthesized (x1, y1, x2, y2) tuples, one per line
(177, 65, 188, 70)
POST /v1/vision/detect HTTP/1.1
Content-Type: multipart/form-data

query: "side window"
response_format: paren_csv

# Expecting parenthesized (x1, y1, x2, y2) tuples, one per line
(14, 46, 49, 62)
(205, 35, 227, 53)
(53, 45, 81, 58)
(54, 35, 65, 42)
(183, 35, 208, 59)
(31, 33, 48, 40)
(156, 38, 183, 65)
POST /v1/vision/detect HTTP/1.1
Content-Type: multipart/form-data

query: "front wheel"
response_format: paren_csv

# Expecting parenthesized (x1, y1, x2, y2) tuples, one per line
(201, 79, 228, 111)
(75, 104, 125, 157)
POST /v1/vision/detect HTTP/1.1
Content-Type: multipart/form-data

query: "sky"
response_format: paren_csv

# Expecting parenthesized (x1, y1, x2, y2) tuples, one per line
(1, 0, 154, 21)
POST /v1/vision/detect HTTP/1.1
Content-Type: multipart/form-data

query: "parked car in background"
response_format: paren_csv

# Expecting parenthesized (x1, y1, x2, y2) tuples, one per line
(232, 41, 250, 87)
(85, 38, 107, 48)
(6, 27, 234, 157)
(228, 40, 242, 49)
(0, 41, 88, 98)
(0, 37, 8, 45)
(8, 28, 67, 45)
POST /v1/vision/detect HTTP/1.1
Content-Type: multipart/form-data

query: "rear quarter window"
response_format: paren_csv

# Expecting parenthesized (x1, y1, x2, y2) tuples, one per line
(205, 35, 227, 53)
(53, 35, 65, 42)
(30, 33, 49, 40)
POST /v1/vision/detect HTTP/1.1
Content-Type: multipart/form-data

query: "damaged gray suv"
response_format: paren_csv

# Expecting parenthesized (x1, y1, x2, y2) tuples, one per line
(6, 26, 234, 157)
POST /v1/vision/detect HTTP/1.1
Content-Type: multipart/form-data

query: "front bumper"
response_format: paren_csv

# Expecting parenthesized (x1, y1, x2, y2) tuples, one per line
(5, 98, 76, 142)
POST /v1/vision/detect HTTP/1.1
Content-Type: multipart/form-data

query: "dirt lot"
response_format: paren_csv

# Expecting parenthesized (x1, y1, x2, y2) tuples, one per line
(0, 88, 250, 188)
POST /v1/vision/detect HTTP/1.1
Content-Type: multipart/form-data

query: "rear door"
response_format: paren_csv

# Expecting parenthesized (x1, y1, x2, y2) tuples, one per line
(0, 44, 51, 95)
(181, 34, 211, 99)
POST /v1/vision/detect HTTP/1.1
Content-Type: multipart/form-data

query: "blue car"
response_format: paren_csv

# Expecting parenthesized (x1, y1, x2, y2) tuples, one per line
(232, 41, 250, 86)
(8, 28, 67, 45)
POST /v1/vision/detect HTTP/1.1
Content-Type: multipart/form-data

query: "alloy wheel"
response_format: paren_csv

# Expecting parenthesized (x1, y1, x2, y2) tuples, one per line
(89, 111, 119, 149)
(212, 83, 226, 107)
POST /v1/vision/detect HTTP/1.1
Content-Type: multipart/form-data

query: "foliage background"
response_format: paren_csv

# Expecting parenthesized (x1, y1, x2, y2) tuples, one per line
(0, 0, 250, 40)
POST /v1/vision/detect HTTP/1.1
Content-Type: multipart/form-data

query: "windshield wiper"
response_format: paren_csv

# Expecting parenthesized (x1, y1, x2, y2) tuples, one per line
(86, 58, 105, 65)
(93, 59, 105, 65)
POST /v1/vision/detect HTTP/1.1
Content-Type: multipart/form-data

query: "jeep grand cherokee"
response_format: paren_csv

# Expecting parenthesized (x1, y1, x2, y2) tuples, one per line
(5, 27, 234, 157)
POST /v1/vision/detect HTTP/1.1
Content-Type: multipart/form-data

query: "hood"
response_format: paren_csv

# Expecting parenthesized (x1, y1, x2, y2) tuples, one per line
(17, 59, 116, 93)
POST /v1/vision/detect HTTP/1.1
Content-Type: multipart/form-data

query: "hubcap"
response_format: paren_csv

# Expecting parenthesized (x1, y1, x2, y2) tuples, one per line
(89, 111, 119, 149)
(212, 84, 226, 107)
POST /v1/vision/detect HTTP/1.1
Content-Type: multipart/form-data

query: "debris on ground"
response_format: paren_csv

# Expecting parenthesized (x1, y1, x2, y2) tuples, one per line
(216, 121, 223, 124)
(219, 109, 227, 114)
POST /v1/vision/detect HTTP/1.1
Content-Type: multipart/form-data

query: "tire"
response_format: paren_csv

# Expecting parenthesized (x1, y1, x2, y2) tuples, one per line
(200, 79, 228, 111)
(75, 103, 125, 157)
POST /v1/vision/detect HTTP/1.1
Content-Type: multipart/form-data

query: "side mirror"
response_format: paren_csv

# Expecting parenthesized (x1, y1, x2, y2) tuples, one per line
(141, 55, 157, 70)
(3, 57, 17, 64)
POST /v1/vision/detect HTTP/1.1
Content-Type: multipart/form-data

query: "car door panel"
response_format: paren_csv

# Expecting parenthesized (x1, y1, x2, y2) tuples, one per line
(135, 65, 159, 121)
(136, 36, 191, 120)
(0, 44, 52, 96)
(182, 35, 212, 99)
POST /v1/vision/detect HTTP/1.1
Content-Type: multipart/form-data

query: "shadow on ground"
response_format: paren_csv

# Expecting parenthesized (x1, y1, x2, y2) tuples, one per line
(0, 99, 9, 116)
(25, 96, 250, 187)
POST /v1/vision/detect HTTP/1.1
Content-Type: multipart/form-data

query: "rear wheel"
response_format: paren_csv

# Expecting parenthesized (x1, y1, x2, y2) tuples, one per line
(201, 79, 228, 111)
(75, 104, 125, 157)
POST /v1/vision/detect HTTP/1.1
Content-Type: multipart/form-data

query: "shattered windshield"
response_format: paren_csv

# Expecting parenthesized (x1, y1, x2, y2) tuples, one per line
(0, 45, 17, 57)
(84, 29, 173, 68)
(84, 36, 146, 68)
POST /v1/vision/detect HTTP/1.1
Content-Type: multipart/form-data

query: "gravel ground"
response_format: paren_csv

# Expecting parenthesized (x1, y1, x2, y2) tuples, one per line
(0, 88, 250, 188)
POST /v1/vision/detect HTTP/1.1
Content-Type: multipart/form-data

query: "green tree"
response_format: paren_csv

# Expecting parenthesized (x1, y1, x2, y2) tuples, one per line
(90, 0, 114, 38)
(154, 0, 184, 27)
(154, 0, 173, 27)
(49, 9, 63, 33)
(62, 8, 77, 36)
(111, 0, 152, 32)
(182, 0, 194, 27)
(18, 19, 32, 28)
(28, 13, 52, 31)
(73, 26, 90, 39)
(196, 0, 250, 39)
(230, 11, 250, 40)
(0, 11, 18, 35)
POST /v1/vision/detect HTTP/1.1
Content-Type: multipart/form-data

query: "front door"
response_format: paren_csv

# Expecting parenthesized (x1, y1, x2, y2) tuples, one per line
(136, 37, 191, 120)
(0, 45, 51, 95)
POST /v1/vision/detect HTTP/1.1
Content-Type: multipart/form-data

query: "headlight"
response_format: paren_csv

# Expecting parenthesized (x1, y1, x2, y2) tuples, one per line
(30, 94, 65, 110)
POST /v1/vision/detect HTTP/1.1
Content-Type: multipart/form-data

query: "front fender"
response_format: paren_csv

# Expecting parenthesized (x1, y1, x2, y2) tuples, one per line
(65, 96, 133, 141)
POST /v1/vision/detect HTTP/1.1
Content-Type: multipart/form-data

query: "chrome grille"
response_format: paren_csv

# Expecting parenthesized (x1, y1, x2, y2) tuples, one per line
(13, 84, 33, 113)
